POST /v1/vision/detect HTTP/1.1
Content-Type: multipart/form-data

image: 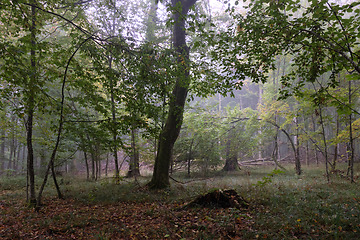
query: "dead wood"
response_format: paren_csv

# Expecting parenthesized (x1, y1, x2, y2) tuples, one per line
(183, 189, 249, 210)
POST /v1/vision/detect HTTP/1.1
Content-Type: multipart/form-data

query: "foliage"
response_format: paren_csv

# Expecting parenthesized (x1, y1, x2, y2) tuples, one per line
(255, 169, 284, 187)
(173, 105, 222, 173)
(212, 0, 360, 100)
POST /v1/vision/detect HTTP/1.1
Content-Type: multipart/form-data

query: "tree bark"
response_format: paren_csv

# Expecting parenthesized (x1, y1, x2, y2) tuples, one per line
(347, 79, 354, 183)
(26, 0, 37, 207)
(187, 138, 194, 176)
(0, 129, 5, 173)
(108, 56, 120, 181)
(84, 151, 89, 180)
(148, 0, 197, 189)
(293, 116, 301, 175)
(223, 134, 240, 172)
(318, 104, 329, 182)
(127, 127, 140, 177)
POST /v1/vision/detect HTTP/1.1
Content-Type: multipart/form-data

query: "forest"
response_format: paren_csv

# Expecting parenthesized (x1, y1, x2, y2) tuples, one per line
(0, 0, 360, 239)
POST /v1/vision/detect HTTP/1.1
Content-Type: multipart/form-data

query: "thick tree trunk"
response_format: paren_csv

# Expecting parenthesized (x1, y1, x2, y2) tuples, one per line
(148, 0, 197, 189)
(223, 136, 239, 172)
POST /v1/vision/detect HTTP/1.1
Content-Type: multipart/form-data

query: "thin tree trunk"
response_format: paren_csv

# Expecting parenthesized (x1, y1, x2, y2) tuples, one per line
(36, 34, 91, 208)
(96, 144, 100, 179)
(15, 141, 21, 173)
(9, 123, 14, 171)
(294, 116, 301, 175)
(318, 104, 330, 182)
(302, 115, 310, 166)
(109, 56, 120, 181)
(306, 140, 310, 166)
(0, 129, 5, 173)
(51, 162, 63, 199)
(187, 138, 194, 176)
(127, 127, 140, 177)
(268, 120, 300, 174)
(311, 115, 319, 166)
(26, 0, 37, 207)
(105, 152, 109, 177)
(347, 80, 355, 183)
(91, 149, 95, 180)
(331, 115, 340, 171)
(273, 136, 286, 170)
(84, 151, 89, 180)
(21, 143, 26, 173)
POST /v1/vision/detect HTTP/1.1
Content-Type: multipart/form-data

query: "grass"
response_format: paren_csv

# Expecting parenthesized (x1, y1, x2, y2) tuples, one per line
(1, 163, 359, 239)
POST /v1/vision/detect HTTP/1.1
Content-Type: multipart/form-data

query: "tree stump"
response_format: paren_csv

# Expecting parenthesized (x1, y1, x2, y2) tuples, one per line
(184, 189, 249, 209)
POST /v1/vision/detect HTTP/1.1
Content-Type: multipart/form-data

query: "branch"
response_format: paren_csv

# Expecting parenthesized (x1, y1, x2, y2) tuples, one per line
(326, 2, 356, 64)
(22, 3, 92, 36)
(296, 27, 360, 74)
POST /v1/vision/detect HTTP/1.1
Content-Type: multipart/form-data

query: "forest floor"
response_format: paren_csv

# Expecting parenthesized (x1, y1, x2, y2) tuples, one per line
(1, 164, 360, 239)
(0, 194, 252, 239)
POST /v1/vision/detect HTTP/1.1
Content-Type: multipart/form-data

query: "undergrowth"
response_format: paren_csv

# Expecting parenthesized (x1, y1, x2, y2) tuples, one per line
(1, 163, 359, 239)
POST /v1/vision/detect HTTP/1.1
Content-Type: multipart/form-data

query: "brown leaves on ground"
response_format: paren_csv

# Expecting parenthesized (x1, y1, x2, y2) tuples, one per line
(0, 196, 253, 239)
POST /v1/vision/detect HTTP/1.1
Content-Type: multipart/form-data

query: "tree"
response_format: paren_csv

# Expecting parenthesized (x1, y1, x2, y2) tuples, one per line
(173, 105, 222, 175)
(26, 0, 37, 206)
(148, 0, 197, 189)
(213, 0, 360, 181)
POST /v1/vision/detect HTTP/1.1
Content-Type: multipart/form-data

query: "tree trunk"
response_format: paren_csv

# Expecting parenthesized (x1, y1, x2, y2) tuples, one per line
(223, 136, 239, 172)
(148, 0, 197, 189)
(187, 138, 194, 176)
(318, 104, 329, 182)
(9, 119, 15, 171)
(293, 116, 301, 175)
(86, 134, 96, 180)
(91, 150, 95, 180)
(331, 115, 340, 171)
(15, 141, 21, 172)
(127, 127, 140, 178)
(21, 143, 27, 173)
(0, 129, 5, 173)
(145, 0, 159, 43)
(51, 162, 63, 200)
(311, 115, 319, 166)
(95, 143, 100, 179)
(105, 152, 109, 177)
(268, 120, 300, 175)
(26, 0, 37, 207)
(347, 80, 355, 183)
(84, 151, 89, 180)
(109, 56, 120, 181)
